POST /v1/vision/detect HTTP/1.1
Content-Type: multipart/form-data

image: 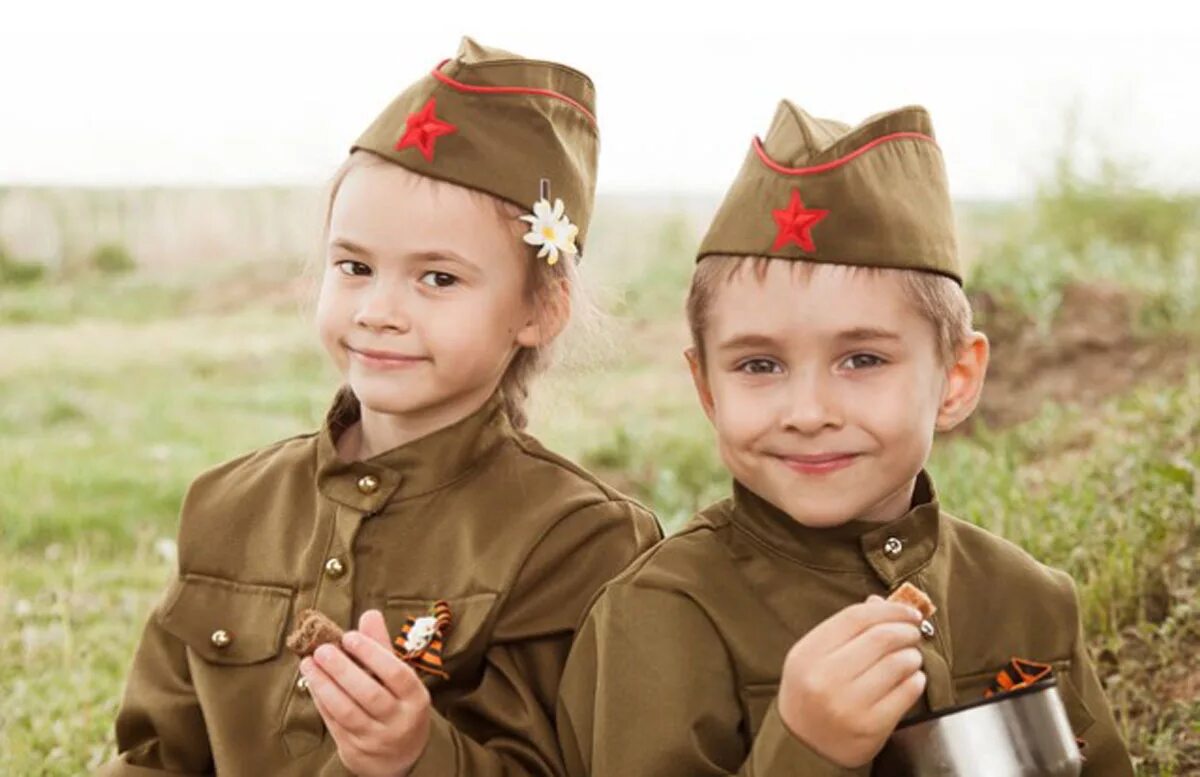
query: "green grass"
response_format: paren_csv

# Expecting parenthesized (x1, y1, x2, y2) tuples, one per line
(967, 143, 1200, 336)
(2, 545, 172, 774)
(2, 186, 1198, 772)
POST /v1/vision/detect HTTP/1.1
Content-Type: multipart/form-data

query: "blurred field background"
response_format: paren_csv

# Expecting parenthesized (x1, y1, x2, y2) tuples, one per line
(1, 136, 1198, 775)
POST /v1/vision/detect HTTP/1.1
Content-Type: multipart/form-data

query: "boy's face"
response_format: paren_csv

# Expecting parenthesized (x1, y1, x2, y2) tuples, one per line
(317, 162, 547, 426)
(688, 261, 986, 528)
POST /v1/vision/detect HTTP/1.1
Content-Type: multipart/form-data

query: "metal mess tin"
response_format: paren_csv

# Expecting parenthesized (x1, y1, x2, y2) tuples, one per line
(873, 679, 1082, 777)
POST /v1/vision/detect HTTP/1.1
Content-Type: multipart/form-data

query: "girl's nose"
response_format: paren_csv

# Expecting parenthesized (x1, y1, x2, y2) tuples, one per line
(354, 285, 412, 333)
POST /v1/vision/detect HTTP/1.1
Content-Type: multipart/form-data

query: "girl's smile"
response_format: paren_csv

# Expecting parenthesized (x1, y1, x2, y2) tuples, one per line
(316, 159, 548, 453)
(344, 342, 430, 370)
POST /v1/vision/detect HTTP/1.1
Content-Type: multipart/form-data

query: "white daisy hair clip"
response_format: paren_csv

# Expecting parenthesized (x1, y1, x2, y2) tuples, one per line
(520, 179, 579, 266)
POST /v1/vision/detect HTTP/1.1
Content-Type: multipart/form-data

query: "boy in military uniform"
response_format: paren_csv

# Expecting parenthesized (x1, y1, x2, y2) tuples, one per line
(556, 102, 1133, 775)
(100, 38, 660, 777)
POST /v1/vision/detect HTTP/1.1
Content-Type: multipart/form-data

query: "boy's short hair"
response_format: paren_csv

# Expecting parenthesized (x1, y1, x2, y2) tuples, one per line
(686, 255, 973, 367)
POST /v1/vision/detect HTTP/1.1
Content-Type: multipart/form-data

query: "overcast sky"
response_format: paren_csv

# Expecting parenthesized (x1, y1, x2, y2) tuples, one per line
(3, 0, 1197, 198)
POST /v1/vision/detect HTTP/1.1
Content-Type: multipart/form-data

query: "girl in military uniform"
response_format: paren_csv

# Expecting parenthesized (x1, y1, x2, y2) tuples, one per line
(101, 38, 660, 777)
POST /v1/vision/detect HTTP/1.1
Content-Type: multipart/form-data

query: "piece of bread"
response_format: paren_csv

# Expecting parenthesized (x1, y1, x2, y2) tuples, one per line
(887, 582, 937, 619)
(286, 609, 345, 657)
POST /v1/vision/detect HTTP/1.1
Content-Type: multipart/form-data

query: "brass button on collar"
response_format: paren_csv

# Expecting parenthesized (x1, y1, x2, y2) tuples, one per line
(210, 629, 232, 648)
(324, 557, 347, 578)
(357, 474, 380, 494)
(883, 537, 904, 558)
(920, 619, 936, 639)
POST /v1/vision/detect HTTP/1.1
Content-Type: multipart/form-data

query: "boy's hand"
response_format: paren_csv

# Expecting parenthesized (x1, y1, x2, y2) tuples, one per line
(300, 610, 432, 777)
(777, 595, 926, 767)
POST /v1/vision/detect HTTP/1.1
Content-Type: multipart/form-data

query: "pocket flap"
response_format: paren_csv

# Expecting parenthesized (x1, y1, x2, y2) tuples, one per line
(1051, 661, 1096, 737)
(738, 683, 780, 740)
(159, 573, 294, 665)
(952, 659, 1095, 737)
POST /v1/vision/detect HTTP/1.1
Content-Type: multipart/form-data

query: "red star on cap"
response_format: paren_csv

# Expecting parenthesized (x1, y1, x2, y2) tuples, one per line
(771, 188, 829, 252)
(395, 98, 457, 161)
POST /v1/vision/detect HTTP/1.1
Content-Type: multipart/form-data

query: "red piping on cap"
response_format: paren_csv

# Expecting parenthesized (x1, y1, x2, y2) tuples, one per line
(430, 60, 596, 126)
(753, 131, 937, 176)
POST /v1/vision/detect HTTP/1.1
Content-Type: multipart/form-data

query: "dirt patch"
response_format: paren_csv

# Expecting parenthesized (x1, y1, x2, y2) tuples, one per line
(967, 282, 1195, 430)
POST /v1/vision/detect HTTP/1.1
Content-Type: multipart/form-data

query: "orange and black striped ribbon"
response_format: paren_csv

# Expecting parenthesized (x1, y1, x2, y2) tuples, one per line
(393, 600, 454, 680)
(985, 657, 1087, 757)
(984, 657, 1053, 698)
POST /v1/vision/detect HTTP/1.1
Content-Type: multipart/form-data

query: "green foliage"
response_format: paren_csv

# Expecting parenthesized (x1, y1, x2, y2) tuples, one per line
(0, 243, 47, 286)
(969, 123, 1200, 336)
(89, 243, 137, 276)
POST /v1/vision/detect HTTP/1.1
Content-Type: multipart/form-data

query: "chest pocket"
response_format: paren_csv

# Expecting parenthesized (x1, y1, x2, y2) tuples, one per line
(952, 659, 1095, 737)
(158, 573, 294, 665)
(385, 593, 498, 678)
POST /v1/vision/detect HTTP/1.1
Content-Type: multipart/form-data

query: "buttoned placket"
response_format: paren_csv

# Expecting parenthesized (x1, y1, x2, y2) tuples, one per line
(280, 470, 398, 757)
(862, 523, 953, 710)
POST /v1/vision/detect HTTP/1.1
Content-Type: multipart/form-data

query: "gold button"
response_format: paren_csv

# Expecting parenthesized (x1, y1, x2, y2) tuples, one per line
(210, 629, 232, 648)
(357, 474, 380, 494)
(296, 675, 310, 694)
(883, 537, 903, 558)
(920, 619, 936, 639)
(324, 557, 346, 578)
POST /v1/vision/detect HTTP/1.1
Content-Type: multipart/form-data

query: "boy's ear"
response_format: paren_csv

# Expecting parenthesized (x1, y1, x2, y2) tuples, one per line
(515, 278, 571, 348)
(685, 347, 717, 423)
(936, 331, 990, 432)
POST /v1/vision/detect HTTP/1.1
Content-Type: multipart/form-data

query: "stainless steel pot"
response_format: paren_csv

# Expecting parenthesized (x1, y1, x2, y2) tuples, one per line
(873, 680, 1082, 776)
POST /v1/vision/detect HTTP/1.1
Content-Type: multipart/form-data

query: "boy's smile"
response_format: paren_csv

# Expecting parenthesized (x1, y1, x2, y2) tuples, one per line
(688, 260, 987, 529)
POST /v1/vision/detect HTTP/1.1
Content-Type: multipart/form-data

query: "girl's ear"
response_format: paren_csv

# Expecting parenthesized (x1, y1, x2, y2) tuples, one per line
(935, 331, 989, 432)
(515, 277, 570, 349)
(685, 347, 717, 423)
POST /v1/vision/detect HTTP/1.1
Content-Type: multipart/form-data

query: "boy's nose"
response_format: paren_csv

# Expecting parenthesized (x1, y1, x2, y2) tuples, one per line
(780, 372, 843, 434)
(354, 286, 412, 333)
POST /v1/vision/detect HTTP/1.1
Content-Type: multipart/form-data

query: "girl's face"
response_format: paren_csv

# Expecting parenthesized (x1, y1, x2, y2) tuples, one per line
(316, 162, 543, 427)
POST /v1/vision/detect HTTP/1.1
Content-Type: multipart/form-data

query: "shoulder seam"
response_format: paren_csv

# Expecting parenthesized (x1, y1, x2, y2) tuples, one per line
(506, 433, 648, 508)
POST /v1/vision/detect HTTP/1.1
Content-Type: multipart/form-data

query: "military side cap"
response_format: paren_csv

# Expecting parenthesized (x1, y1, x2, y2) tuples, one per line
(353, 37, 598, 264)
(697, 101, 961, 283)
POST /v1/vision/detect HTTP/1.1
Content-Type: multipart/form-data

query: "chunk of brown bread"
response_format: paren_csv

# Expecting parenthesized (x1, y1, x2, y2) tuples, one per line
(286, 609, 345, 657)
(887, 582, 937, 619)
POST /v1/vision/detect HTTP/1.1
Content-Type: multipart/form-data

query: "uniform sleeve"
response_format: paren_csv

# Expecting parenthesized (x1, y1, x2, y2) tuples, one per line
(556, 583, 864, 777)
(407, 499, 662, 777)
(95, 577, 214, 777)
(1066, 586, 1135, 776)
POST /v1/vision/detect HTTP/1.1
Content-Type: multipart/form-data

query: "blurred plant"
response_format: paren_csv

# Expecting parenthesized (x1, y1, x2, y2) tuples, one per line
(970, 109, 1200, 335)
(0, 242, 47, 286)
(89, 243, 136, 276)
(1034, 109, 1198, 265)
(611, 211, 698, 319)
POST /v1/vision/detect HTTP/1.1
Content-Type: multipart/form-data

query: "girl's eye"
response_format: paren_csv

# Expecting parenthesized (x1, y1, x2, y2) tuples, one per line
(419, 271, 459, 289)
(737, 358, 783, 375)
(336, 260, 372, 277)
(842, 353, 886, 370)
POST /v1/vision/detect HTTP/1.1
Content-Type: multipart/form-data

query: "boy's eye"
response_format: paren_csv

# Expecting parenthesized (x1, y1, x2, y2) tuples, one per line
(419, 271, 459, 289)
(737, 358, 783, 375)
(841, 353, 886, 370)
(335, 260, 372, 277)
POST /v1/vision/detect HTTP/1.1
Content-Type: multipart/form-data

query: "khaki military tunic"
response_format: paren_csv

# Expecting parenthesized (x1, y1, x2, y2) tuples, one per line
(558, 473, 1133, 776)
(100, 392, 661, 776)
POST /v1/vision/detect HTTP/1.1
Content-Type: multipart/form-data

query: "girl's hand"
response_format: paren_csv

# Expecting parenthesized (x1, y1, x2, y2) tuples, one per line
(300, 610, 432, 777)
(776, 595, 926, 767)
